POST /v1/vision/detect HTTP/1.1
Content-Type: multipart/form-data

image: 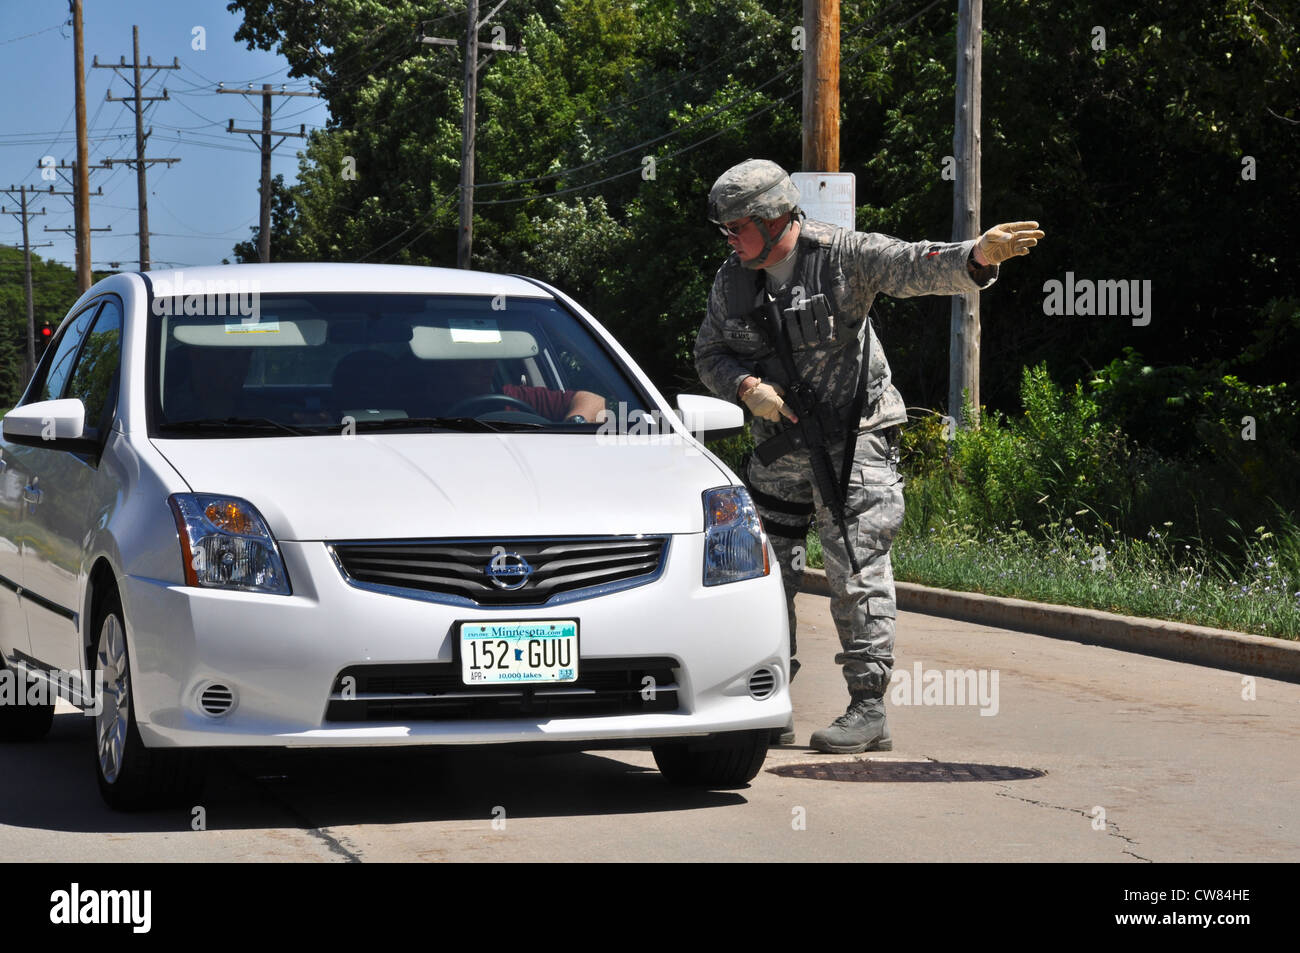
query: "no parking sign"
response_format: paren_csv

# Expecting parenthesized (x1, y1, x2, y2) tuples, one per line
(791, 172, 856, 231)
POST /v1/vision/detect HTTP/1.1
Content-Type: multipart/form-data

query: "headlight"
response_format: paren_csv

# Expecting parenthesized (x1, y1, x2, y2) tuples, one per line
(702, 486, 769, 586)
(169, 494, 292, 595)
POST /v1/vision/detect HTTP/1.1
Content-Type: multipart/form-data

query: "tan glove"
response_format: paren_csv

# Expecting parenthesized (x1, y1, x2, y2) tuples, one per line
(741, 380, 796, 423)
(976, 221, 1045, 265)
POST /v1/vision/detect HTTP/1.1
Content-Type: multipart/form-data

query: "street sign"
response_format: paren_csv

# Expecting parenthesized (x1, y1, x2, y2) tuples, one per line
(791, 172, 856, 231)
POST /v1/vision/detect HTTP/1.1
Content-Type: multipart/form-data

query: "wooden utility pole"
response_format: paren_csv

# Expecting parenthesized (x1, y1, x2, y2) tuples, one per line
(72, 0, 92, 293)
(1, 186, 52, 382)
(218, 84, 317, 262)
(422, 1, 522, 269)
(31, 164, 112, 279)
(40, 166, 114, 246)
(802, 0, 840, 172)
(949, 0, 982, 428)
(458, 0, 480, 269)
(94, 26, 181, 271)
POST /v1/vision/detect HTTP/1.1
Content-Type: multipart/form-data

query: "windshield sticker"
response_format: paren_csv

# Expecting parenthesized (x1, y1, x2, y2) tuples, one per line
(449, 318, 502, 344)
(224, 315, 281, 334)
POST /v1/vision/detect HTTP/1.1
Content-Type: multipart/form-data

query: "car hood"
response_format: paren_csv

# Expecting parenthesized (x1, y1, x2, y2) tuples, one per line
(151, 433, 730, 541)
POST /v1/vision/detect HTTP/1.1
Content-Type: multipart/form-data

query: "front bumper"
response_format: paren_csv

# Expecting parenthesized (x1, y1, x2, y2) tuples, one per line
(121, 533, 791, 747)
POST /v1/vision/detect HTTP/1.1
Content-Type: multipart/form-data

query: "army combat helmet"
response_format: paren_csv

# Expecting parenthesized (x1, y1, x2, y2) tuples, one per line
(708, 159, 802, 268)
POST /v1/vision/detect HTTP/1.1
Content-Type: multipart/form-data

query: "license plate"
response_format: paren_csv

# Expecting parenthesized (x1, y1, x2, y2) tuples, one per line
(460, 620, 579, 685)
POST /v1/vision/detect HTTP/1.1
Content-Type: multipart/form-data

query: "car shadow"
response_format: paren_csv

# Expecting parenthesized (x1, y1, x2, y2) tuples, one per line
(0, 712, 749, 833)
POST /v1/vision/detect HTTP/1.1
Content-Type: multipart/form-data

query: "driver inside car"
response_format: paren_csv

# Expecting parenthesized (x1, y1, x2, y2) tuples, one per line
(439, 359, 608, 423)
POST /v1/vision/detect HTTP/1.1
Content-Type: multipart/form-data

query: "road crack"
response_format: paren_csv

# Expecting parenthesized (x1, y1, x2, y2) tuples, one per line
(993, 786, 1153, 862)
(228, 761, 364, 863)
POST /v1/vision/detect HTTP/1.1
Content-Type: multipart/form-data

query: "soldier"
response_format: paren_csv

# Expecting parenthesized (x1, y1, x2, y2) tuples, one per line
(694, 158, 1042, 752)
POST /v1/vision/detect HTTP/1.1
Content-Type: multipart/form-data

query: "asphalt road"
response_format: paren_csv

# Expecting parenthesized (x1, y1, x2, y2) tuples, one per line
(1, 592, 1296, 862)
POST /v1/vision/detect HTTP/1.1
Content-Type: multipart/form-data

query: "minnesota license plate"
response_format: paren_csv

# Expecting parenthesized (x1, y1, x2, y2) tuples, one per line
(460, 620, 579, 685)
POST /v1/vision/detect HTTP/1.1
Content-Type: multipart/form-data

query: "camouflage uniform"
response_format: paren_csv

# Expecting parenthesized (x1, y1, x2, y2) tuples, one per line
(695, 217, 999, 694)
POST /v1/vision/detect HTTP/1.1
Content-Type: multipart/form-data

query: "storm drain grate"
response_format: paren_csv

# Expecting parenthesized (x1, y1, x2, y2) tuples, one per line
(768, 761, 1046, 783)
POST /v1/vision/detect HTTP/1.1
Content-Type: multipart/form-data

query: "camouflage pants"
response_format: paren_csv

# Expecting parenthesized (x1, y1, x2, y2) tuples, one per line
(745, 427, 904, 696)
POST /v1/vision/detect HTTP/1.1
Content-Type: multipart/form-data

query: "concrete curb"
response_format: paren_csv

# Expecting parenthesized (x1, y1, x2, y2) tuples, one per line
(801, 569, 1300, 683)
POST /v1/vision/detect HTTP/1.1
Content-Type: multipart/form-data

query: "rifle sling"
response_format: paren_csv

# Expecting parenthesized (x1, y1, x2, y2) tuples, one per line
(751, 282, 873, 503)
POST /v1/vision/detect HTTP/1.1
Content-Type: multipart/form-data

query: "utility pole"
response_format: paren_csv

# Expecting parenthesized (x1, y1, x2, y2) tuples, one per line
(421, 1, 523, 269)
(1, 186, 53, 382)
(41, 165, 114, 258)
(29, 163, 112, 275)
(72, 0, 92, 294)
(94, 26, 181, 271)
(217, 83, 318, 262)
(39, 160, 110, 209)
(802, 0, 840, 172)
(949, 0, 982, 428)
(456, 0, 480, 270)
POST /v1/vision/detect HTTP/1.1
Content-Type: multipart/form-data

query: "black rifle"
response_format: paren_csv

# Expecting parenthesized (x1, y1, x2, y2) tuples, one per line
(759, 292, 864, 575)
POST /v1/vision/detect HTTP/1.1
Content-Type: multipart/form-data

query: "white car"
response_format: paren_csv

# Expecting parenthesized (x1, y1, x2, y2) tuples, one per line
(0, 263, 790, 809)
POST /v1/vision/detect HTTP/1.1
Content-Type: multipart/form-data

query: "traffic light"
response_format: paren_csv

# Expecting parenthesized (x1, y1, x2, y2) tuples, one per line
(36, 322, 54, 359)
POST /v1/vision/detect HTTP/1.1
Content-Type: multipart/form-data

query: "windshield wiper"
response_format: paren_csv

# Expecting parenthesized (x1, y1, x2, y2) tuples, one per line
(160, 417, 312, 437)
(349, 416, 509, 433)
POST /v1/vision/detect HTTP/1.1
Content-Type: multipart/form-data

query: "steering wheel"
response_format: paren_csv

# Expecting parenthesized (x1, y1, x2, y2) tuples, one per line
(446, 393, 542, 418)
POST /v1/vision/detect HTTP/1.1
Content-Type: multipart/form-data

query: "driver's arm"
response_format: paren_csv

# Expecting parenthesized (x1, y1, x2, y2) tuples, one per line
(502, 383, 606, 422)
(565, 390, 608, 423)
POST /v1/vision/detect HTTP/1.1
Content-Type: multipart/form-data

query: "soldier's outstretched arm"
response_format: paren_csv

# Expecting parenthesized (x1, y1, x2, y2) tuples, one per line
(694, 270, 755, 401)
(845, 231, 998, 299)
(845, 221, 1043, 300)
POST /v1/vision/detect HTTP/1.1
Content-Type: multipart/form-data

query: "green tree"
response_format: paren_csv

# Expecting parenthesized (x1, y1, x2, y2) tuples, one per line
(0, 247, 81, 406)
(225, 0, 1300, 411)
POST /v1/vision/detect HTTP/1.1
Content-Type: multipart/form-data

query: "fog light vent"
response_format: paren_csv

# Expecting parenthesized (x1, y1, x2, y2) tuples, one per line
(748, 668, 776, 699)
(198, 683, 236, 717)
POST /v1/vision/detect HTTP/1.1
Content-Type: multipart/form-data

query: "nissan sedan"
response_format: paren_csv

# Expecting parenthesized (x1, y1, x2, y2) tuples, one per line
(0, 263, 790, 809)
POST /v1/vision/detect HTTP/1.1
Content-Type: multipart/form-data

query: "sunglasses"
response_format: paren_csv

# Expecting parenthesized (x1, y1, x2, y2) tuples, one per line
(717, 217, 756, 238)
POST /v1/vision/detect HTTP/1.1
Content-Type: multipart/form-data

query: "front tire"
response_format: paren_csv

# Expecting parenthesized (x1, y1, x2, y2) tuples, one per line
(652, 729, 769, 788)
(93, 589, 205, 810)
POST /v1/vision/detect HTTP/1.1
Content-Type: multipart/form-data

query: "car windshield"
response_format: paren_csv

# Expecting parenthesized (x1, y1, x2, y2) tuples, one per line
(150, 293, 654, 436)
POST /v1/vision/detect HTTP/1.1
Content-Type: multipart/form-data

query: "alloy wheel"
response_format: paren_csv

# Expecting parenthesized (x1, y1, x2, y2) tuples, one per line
(95, 613, 130, 784)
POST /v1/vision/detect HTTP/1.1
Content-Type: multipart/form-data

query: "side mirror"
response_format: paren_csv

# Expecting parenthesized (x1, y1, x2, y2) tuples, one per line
(675, 394, 744, 442)
(3, 398, 93, 451)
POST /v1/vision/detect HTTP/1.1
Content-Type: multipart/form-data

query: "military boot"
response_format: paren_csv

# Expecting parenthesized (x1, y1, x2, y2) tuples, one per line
(809, 692, 891, 754)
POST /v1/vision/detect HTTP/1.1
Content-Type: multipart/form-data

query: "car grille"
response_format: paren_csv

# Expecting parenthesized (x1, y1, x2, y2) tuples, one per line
(325, 657, 680, 722)
(330, 536, 668, 607)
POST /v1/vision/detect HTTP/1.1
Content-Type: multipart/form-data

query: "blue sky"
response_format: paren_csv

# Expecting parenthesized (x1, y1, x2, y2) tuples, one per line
(0, 0, 331, 271)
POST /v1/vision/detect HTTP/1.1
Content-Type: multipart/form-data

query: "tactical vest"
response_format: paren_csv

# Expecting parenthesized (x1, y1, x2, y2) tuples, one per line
(715, 219, 900, 442)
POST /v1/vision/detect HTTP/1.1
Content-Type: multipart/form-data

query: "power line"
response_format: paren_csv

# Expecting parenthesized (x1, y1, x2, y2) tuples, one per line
(175, 56, 306, 92)
(153, 191, 258, 237)
(379, 194, 462, 264)
(168, 95, 229, 128)
(1, 18, 70, 46)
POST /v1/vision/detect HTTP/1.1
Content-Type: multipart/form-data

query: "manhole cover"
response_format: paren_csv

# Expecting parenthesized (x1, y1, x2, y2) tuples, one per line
(768, 760, 1046, 782)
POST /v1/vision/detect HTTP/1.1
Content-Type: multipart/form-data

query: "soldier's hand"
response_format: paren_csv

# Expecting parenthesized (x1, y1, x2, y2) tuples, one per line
(742, 380, 797, 423)
(976, 221, 1044, 265)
